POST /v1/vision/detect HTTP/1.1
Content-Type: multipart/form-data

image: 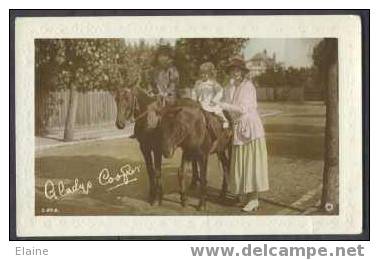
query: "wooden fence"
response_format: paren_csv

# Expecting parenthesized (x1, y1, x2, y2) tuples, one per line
(42, 90, 117, 131)
(256, 87, 304, 102)
(37, 87, 306, 134)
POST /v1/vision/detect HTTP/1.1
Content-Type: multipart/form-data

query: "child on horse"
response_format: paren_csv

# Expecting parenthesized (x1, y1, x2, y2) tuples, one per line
(150, 44, 179, 106)
(144, 44, 179, 130)
(191, 62, 230, 152)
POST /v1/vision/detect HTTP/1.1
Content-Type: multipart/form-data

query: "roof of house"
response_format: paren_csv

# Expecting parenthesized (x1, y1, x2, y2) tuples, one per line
(248, 50, 276, 67)
(251, 52, 269, 61)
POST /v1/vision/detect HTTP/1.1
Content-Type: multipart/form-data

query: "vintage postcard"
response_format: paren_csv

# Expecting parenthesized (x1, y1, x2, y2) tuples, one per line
(13, 14, 364, 237)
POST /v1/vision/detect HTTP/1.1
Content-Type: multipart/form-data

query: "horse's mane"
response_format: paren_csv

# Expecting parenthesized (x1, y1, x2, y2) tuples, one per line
(135, 87, 156, 107)
(174, 97, 200, 108)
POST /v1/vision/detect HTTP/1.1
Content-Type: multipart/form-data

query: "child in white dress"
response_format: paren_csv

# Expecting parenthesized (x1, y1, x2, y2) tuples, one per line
(191, 62, 229, 128)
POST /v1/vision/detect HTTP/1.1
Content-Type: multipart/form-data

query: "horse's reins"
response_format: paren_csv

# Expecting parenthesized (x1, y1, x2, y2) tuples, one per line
(130, 88, 164, 123)
(131, 95, 149, 123)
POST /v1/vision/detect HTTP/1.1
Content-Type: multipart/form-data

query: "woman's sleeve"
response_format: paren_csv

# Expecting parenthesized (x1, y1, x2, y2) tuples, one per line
(221, 82, 256, 114)
(250, 81, 258, 109)
(212, 83, 223, 102)
(220, 102, 244, 113)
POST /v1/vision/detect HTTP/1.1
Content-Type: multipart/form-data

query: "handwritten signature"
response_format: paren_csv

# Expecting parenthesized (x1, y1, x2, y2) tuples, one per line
(44, 178, 92, 200)
(44, 164, 141, 200)
(98, 164, 140, 191)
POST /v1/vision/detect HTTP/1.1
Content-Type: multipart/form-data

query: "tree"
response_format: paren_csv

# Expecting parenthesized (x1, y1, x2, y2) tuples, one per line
(125, 40, 156, 90)
(255, 65, 311, 89)
(312, 38, 339, 213)
(35, 39, 66, 136)
(36, 39, 153, 140)
(174, 38, 249, 88)
(285, 67, 308, 88)
(36, 39, 127, 140)
(255, 67, 286, 88)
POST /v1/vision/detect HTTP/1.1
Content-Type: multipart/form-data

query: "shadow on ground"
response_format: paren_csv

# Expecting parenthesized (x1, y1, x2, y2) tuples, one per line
(264, 124, 324, 160)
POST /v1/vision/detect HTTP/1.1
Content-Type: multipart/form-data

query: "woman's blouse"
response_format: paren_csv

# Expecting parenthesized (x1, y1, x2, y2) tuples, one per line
(222, 79, 265, 145)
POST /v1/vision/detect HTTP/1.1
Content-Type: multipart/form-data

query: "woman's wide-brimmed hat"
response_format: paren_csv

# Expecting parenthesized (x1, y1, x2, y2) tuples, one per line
(227, 55, 249, 73)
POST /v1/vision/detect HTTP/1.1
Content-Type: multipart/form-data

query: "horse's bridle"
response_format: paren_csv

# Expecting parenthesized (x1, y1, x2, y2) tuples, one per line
(129, 87, 162, 123)
(123, 85, 177, 124)
(130, 93, 139, 121)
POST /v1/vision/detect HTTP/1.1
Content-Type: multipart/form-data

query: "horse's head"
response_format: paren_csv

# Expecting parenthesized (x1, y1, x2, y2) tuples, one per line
(159, 107, 185, 158)
(113, 87, 138, 129)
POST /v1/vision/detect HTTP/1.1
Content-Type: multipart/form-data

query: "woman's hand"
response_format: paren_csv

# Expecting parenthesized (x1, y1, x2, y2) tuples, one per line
(217, 102, 244, 114)
(209, 100, 219, 107)
(212, 100, 223, 107)
(212, 100, 240, 112)
(217, 102, 230, 110)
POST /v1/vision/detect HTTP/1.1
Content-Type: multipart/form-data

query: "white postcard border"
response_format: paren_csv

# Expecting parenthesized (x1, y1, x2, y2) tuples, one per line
(15, 15, 362, 236)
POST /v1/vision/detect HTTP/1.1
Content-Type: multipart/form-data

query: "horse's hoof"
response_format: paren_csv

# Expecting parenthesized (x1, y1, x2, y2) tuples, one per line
(151, 200, 159, 206)
(189, 182, 197, 190)
(181, 200, 188, 207)
(197, 203, 207, 211)
(180, 193, 188, 207)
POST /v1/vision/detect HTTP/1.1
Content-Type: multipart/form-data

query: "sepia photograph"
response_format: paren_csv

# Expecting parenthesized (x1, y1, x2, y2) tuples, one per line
(12, 14, 365, 237)
(34, 37, 338, 216)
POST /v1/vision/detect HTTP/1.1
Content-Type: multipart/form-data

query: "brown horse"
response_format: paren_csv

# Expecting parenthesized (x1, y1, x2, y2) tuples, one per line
(114, 88, 200, 206)
(114, 87, 164, 205)
(160, 102, 232, 211)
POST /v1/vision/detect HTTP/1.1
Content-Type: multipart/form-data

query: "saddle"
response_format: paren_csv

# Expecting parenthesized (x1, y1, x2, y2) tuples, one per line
(172, 98, 232, 151)
(201, 110, 233, 153)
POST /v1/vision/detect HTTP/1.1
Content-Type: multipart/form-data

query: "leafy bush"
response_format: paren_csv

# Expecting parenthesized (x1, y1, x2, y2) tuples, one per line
(255, 66, 312, 88)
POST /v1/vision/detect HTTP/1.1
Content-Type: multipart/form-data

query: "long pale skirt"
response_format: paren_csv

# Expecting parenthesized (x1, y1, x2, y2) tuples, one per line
(229, 138, 269, 195)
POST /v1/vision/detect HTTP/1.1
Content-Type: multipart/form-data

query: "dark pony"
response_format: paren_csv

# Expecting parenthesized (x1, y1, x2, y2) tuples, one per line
(114, 88, 200, 206)
(114, 86, 164, 205)
(160, 102, 232, 211)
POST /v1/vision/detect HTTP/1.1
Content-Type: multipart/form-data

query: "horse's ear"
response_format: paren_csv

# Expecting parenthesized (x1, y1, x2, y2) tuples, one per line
(129, 85, 138, 95)
(110, 88, 118, 97)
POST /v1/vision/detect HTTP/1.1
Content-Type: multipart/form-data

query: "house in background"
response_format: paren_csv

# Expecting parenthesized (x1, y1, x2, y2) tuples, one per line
(246, 49, 283, 79)
(246, 49, 305, 102)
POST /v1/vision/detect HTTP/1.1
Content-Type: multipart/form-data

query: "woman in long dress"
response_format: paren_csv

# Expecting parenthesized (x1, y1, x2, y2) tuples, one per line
(216, 55, 269, 212)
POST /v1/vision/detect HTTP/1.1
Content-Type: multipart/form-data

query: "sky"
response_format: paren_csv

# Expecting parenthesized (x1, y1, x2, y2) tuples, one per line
(243, 38, 322, 68)
(125, 38, 322, 68)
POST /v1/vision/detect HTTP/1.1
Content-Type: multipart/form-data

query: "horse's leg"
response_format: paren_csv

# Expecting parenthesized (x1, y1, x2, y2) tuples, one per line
(198, 155, 209, 211)
(217, 150, 230, 200)
(153, 148, 163, 205)
(140, 144, 156, 205)
(189, 160, 199, 190)
(178, 155, 190, 207)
